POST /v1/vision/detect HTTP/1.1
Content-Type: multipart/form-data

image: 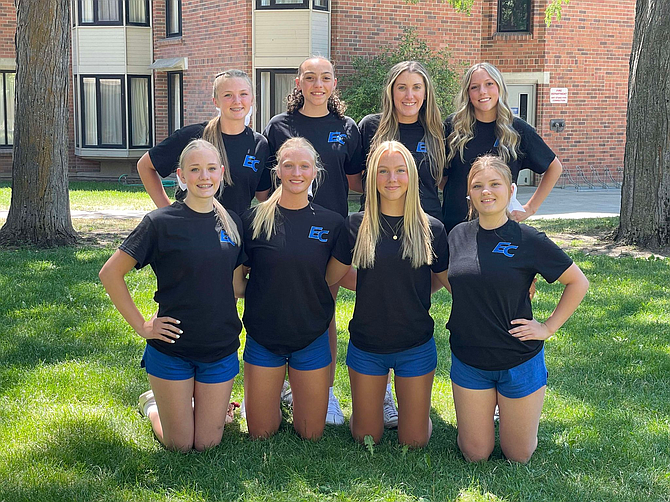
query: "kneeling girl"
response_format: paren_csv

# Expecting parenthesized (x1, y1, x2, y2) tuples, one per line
(328, 140, 450, 447)
(446, 155, 588, 463)
(241, 137, 344, 440)
(99, 139, 246, 451)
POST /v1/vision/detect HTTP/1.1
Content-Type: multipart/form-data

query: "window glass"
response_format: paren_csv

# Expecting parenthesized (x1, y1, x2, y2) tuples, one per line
(100, 78, 123, 145)
(82, 77, 98, 146)
(5, 72, 14, 145)
(81, 0, 94, 23)
(98, 0, 120, 22)
(167, 0, 181, 36)
(130, 77, 150, 147)
(257, 69, 296, 131)
(168, 72, 183, 134)
(498, 0, 530, 32)
(128, 0, 149, 24)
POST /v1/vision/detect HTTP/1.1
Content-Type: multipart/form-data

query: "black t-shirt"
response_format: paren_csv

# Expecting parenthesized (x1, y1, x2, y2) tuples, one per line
(119, 201, 246, 362)
(442, 116, 556, 232)
(148, 123, 271, 215)
(263, 112, 363, 217)
(241, 203, 344, 354)
(358, 114, 442, 219)
(446, 219, 573, 370)
(332, 212, 449, 354)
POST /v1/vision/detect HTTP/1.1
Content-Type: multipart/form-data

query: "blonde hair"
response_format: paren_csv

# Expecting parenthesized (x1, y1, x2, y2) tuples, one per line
(353, 141, 434, 269)
(372, 61, 446, 186)
(202, 69, 254, 187)
(466, 155, 513, 220)
(447, 62, 520, 166)
(250, 137, 324, 240)
(178, 139, 240, 245)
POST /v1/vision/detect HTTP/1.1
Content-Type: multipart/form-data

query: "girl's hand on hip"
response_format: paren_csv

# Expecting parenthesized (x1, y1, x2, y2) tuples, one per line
(139, 313, 182, 343)
(509, 318, 552, 341)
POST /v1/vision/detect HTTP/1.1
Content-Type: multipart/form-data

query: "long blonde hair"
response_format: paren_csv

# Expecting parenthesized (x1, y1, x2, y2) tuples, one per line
(466, 155, 513, 220)
(202, 69, 254, 187)
(178, 139, 240, 245)
(447, 62, 520, 166)
(353, 141, 433, 269)
(371, 61, 446, 186)
(250, 137, 324, 240)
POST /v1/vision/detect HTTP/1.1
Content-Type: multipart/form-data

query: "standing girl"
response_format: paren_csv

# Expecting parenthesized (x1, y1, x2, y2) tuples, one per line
(446, 155, 588, 462)
(443, 62, 562, 233)
(99, 140, 246, 451)
(264, 56, 364, 424)
(138, 69, 271, 215)
(241, 137, 344, 440)
(359, 60, 445, 220)
(327, 141, 450, 447)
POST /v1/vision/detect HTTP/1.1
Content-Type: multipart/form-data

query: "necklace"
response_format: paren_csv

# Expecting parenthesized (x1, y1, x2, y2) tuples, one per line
(380, 214, 403, 240)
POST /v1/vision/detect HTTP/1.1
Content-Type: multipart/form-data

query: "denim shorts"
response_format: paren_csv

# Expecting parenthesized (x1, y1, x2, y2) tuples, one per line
(346, 337, 437, 378)
(141, 344, 239, 384)
(243, 332, 331, 371)
(450, 347, 547, 399)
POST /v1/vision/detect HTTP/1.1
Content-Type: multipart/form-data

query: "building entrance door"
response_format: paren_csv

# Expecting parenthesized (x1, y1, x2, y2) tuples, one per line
(507, 84, 536, 185)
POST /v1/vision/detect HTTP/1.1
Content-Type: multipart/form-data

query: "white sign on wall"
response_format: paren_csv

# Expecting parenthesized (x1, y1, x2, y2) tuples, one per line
(550, 88, 569, 104)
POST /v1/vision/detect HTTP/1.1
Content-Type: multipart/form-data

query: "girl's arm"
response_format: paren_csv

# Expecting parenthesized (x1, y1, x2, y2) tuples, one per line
(511, 157, 563, 222)
(346, 173, 364, 194)
(326, 256, 351, 287)
(509, 263, 589, 341)
(433, 269, 451, 294)
(99, 250, 182, 344)
(233, 265, 249, 298)
(137, 152, 172, 209)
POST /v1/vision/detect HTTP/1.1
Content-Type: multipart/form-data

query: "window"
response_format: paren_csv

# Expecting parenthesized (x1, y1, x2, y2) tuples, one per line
(79, 0, 123, 25)
(256, 0, 309, 10)
(166, 0, 182, 37)
(256, 69, 296, 131)
(126, 0, 150, 26)
(313, 0, 328, 10)
(81, 76, 126, 148)
(0, 71, 15, 147)
(128, 76, 152, 147)
(497, 0, 531, 33)
(167, 72, 183, 134)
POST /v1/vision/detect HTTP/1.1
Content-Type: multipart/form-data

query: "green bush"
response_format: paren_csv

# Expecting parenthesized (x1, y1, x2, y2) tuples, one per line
(339, 28, 463, 122)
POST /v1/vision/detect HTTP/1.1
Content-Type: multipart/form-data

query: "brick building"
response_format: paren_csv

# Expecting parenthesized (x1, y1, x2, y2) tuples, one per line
(0, 0, 635, 184)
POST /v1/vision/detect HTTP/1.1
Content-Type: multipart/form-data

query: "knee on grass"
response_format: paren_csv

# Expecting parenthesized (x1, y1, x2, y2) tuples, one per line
(458, 435, 494, 462)
(501, 441, 537, 464)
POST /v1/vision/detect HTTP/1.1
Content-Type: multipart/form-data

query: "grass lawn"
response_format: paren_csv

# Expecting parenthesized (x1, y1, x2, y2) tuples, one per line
(0, 189, 669, 501)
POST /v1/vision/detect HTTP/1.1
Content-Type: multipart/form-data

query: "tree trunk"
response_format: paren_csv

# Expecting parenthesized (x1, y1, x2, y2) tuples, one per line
(616, 0, 670, 248)
(0, 0, 77, 247)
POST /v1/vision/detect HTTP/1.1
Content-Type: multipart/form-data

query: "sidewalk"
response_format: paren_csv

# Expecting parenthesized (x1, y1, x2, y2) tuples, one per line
(0, 187, 621, 220)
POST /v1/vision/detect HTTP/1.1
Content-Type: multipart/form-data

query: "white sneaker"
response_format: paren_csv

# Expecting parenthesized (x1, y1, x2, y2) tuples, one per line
(383, 388, 399, 429)
(138, 390, 155, 417)
(281, 380, 293, 406)
(326, 387, 345, 425)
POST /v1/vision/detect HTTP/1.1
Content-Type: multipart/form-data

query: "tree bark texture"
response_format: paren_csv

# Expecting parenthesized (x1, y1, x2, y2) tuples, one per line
(617, 0, 670, 248)
(0, 0, 77, 247)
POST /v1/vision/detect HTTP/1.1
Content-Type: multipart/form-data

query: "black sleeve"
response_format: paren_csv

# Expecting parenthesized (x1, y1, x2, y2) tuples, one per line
(254, 134, 272, 192)
(344, 118, 364, 175)
(529, 227, 573, 283)
(430, 219, 449, 273)
(148, 123, 206, 178)
(332, 216, 354, 265)
(514, 118, 556, 174)
(119, 214, 158, 269)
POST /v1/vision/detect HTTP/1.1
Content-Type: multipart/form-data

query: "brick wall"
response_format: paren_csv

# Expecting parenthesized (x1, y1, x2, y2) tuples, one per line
(152, 0, 253, 145)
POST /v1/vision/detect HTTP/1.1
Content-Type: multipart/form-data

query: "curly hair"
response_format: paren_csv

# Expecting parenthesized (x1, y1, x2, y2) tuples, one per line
(285, 56, 347, 119)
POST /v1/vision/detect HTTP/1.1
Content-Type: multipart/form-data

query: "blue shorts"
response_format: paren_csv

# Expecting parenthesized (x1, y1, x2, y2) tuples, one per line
(346, 337, 437, 378)
(141, 344, 239, 384)
(450, 347, 547, 399)
(243, 332, 331, 371)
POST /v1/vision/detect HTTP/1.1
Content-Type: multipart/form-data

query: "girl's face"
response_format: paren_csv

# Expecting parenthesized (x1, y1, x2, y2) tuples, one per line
(296, 58, 336, 109)
(376, 150, 409, 203)
(467, 68, 500, 122)
(213, 77, 253, 122)
(178, 148, 223, 199)
(392, 70, 426, 124)
(278, 147, 317, 195)
(468, 167, 511, 217)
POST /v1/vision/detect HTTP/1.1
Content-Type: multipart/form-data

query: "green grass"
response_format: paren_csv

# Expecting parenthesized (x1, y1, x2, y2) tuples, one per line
(1, 190, 669, 501)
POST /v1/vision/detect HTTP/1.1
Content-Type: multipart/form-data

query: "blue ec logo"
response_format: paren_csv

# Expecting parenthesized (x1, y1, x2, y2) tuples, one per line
(492, 242, 517, 257)
(308, 226, 330, 243)
(328, 132, 346, 145)
(416, 141, 427, 153)
(220, 230, 236, 246)
(243, 155, 260, 172)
